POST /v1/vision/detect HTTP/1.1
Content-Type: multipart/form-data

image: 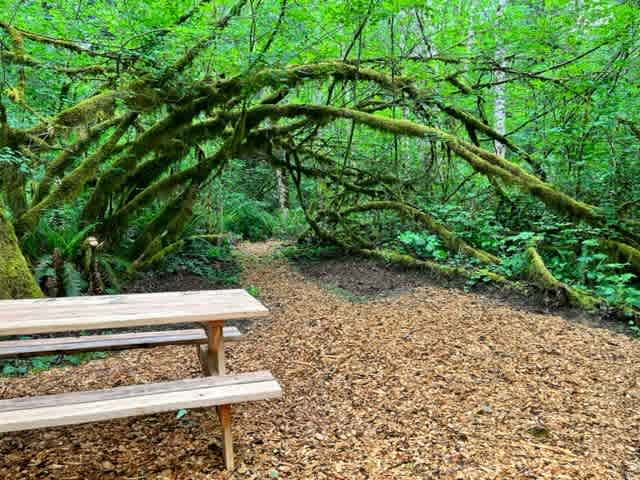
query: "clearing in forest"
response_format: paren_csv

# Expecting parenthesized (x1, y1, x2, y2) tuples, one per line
(1, 245, 639, 479)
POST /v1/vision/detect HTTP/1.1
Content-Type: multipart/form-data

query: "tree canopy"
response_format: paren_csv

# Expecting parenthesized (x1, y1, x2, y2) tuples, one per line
(0, 0, 639, 315)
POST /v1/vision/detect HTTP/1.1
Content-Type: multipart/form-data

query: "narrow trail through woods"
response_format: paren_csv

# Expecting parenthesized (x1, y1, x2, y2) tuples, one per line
(1, 242, 640, 479)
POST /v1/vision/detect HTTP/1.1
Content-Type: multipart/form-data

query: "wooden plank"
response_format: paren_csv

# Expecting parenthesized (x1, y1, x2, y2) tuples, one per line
(0, 290, 268, 336)
(0, 371, 276, 414)
(0, 379, 282, 433)
(0, 327, 243, 359)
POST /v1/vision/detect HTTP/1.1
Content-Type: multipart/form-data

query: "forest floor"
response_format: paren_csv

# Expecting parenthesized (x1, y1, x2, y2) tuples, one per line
(1, 241, 640, 479)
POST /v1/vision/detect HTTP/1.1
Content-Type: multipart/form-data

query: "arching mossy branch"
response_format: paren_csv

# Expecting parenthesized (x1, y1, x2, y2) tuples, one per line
(17, 112, 138, 233)
(248, 103, 626, 238)
(339, 201, 500, 265)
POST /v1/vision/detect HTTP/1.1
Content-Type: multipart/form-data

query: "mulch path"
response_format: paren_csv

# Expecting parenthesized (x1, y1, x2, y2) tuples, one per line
(1, 243, 640, 479)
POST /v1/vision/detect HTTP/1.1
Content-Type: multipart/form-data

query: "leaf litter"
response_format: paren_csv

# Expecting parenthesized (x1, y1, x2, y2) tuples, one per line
(1, 243, 639, 479)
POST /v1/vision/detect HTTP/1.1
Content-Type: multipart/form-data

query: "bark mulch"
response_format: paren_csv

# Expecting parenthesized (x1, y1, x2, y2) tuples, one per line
(1, 243, 640, 479)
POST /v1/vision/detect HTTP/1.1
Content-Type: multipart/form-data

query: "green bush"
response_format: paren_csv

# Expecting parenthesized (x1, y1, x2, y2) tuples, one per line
(224, 198, 276, 241)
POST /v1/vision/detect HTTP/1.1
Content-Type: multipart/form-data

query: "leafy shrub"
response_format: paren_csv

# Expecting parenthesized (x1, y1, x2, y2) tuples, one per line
(398, 231, 448, 260)
(272, 208, 307, 240)
(162, 237, 240, 285)
(224, 200, 276, 241)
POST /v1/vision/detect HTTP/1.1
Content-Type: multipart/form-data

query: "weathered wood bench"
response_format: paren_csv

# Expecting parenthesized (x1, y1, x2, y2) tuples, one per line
(0, 290, 282, 470)
(0, 327, 243, 359)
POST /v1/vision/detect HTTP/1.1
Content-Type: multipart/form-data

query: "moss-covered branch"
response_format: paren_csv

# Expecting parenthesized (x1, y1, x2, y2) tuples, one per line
(34, 115, 125, 203)
(526, 246, 599, 310)
(339, 201, 500, 265)
(130, 234, 227, 271)
(601, 239, 640, 275)
(17, 113, 138, 233)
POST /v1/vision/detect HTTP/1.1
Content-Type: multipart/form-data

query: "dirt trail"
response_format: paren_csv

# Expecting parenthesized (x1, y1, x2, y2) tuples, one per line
(1, 243, 640, 479)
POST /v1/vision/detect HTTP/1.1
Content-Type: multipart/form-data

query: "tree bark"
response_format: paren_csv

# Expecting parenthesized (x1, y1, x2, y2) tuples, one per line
(494, 0, 507, 158)
(0, 205, 43, 299)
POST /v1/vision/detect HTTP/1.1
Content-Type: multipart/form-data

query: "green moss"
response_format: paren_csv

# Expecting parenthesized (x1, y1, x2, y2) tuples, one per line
(341, 201, 500, 265)
(51, 91, 118, 128)
(35, 115, 125, 203)
(0, 206, 43, 299)
(526, 246, 599, 310)
(17, 113, 137, 233)
(601, 240, 640, 275)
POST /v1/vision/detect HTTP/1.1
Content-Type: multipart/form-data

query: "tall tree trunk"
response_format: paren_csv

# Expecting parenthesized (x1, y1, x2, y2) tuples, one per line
(494, 0, 507, 158)
(275, 166, 289, 218)
(0, 204, 43, 299)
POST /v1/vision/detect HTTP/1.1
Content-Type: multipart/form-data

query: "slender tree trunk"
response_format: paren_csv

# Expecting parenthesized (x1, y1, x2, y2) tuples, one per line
(494, 0, 507, 158)
(275, 166, 289, 218)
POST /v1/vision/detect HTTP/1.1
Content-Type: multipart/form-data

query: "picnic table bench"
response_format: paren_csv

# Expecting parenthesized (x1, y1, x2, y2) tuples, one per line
(0, 289, 282, 470)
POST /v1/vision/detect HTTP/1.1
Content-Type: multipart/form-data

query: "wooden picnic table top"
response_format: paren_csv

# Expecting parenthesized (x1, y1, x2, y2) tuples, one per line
(0, 289, 269, 336)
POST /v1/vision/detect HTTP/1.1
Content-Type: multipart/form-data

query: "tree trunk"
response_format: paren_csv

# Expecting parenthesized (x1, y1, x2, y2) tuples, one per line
(494, 0, 507, 158)
(0, 205, 43, 299)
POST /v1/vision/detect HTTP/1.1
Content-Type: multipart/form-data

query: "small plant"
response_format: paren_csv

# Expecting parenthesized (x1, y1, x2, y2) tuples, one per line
(224, 198, 276, 241)
(1, 351, 109, 377)
(246, 284, 260, 298)
(398, 231, 448, 261)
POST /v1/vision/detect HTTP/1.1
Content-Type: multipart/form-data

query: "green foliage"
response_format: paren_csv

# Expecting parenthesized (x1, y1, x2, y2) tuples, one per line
(272, 209, 308, 240)
(0, 147, 30, 175)
(224, 197, 276, 241)
(162, 237, 240, 285)
(245, 284, 260, 298)
(398, 231, 448, 261)
(1, 351, 109, 377)
(20, 206, 89, 260)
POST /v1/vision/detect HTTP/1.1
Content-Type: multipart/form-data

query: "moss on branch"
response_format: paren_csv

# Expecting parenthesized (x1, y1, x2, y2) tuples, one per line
(17, 113, 138, 233)
(340, 201, 500, 265)
(526, 246, 599, 310)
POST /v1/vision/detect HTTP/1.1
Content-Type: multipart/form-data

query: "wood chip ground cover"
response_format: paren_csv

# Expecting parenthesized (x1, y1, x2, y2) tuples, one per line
(1, 243, 639, 479)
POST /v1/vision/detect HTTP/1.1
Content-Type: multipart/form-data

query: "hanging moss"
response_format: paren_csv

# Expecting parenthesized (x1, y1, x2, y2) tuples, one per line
(82, 96, 215, 222)
(0, 206, 43, 299)
(48, 90, 118, 128)
(128, 183, 200, 262)
(35, 115, 125, 203)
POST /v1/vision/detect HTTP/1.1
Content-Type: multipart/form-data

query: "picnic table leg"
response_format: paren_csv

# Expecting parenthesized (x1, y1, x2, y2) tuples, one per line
(198, 320, 234, 470)
(198, 320, 225, 376)
(218, 404, 234, 470)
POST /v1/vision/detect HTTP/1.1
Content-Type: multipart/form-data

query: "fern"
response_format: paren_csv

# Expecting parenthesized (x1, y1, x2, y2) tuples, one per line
(33, 255, 55, 283)
(62, 263, 86, 297)
(63, 222, 97, 258)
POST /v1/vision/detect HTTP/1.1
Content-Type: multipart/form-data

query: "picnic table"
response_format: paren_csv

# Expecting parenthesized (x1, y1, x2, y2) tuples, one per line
(0, 289, 282, 470)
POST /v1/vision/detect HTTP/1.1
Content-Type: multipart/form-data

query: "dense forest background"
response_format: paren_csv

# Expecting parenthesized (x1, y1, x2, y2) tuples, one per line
(0, 0, 639, 319)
